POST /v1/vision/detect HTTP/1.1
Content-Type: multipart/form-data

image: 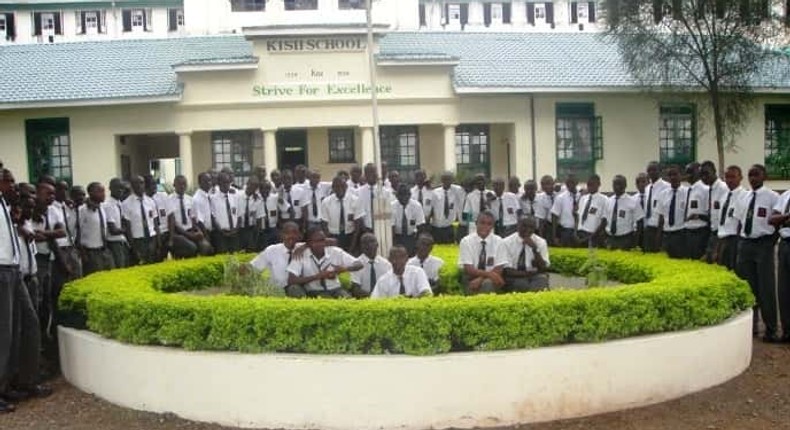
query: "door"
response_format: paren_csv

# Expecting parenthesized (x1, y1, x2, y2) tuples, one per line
(276, 129, 308, 173)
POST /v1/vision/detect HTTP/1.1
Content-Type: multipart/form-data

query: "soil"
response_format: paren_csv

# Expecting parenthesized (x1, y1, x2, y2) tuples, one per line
(1, 341, 788, 430)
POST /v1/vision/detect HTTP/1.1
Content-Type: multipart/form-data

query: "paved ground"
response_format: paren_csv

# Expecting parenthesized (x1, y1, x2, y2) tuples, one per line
(1, 341, 788, 430)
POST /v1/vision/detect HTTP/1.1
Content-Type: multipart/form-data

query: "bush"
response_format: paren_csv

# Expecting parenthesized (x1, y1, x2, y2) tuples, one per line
(59, 246, 753, 355)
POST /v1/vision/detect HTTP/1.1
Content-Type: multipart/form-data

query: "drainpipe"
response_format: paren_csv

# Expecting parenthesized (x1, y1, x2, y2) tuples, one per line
(530, 94, 537, 179)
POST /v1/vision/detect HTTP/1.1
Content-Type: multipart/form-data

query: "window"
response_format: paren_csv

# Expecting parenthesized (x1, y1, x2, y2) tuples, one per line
(0, 15, 6, 33)
(527, 2, 553, 25)
(447, 3, 462, 24)
(339, 0, 365, 10)
(168, 8, 184, 31)
(571, 1, 596, 23)
(765, 105, 790, 179)
(131, 10, 144, 28)
(328, 129, 356, 163)
(25, 118, 72, 184)
(485, 2, 511, 26)
(659, 104, 696, 167)
(122, 9, 150, 32)
(556, 103, 601, 181)
(456, 125, 490, 178)
(231, 0, 265, 12)
(380, 126, 420, 181)
(2, 13, 14, 41)
(33, 12, 61, 37)
(212, 131, 254, 187)
(42, 13, 55, 32)
(285, 0, 318, 10)
(491, 3, 503, 21)
(419, 4, 426, 26)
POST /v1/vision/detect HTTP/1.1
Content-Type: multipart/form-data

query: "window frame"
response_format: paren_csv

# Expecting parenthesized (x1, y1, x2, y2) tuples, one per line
(764, 104, 790, 179)
(211, 130, 255, 187)
(555, 103, 599, 181)
(658, 104, 696, 168)
(447, 3, 462, 24)
(130, 9, 144, 29)
(328, 128, 356, 164)
(491, 3, 504, 22)
(380, 126, 420, 182)
(455, 124, 491, 179)
(231, 0, 266, 12)
(0, 15, 6, 33)
(338, 0, 365, 10)
(25, 117, 72, 184)
(284, 0, 318, 11)
(84, 11, 98, 33)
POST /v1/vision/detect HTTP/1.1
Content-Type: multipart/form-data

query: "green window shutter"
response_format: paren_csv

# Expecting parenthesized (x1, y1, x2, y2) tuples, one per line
(593, 116, 603, 160)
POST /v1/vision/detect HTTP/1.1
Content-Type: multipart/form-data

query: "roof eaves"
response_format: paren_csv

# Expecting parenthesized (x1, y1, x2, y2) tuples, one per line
(0, 93, 182, 111)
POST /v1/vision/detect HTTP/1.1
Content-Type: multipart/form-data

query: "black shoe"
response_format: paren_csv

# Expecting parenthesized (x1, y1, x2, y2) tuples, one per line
(2, 389, 28, 402)
(0, 399, 15, 413)
(762, 333, 783, 344)
(5, 384, 53, 402)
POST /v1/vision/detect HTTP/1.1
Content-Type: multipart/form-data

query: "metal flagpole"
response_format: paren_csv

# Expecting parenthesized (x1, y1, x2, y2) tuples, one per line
(365, 0, 392, 257)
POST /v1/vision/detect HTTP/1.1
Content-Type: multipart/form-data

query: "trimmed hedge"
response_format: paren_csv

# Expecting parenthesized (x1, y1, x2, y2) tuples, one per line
(59, 246, 754, 355)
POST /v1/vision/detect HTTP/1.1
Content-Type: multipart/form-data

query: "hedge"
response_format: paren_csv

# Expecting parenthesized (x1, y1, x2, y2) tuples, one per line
(59, 246, 754, 355)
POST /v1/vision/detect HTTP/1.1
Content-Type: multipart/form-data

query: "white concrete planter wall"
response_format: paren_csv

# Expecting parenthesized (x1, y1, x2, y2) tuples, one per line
(59, 310, 753, 430)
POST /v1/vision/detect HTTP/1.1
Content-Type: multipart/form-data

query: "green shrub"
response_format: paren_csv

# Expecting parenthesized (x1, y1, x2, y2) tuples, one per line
(59, 246, 753, 355)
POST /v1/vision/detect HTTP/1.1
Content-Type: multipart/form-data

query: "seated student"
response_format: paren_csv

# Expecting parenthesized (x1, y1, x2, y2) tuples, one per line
(371, 246, 433, 299)
(249, 222, 306, 298)
(407, 234, 445, 294)
(458, 210, 505, 295)
(496, 217, 550, 292)
(287, 226, 363, 298)
(392, 184, 425, 256)
(350, 232, 392, 298)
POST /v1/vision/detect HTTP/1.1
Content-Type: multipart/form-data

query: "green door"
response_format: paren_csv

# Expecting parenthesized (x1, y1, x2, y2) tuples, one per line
(25, 117, 72, 184)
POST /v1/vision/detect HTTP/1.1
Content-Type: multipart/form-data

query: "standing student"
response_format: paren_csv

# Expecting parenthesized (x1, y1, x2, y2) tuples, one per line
(683, 162, 710, 260)
(770, 179, 790, 343)
(31, 182, 65, 342)
(350, 233, 392, 298)
(321, 176, 364, 252)
(346, 165, 364, 196)
(303, 169, 331, 231)
(249, 222, 306, 298)
(701, 161, 730, 264)
(52, 181, 82, 295)
(358, 163, 392, 233)
(384, 170, 401, 197)
(735, 164, 779, 342)
(257, 180, 288, 250)
(605, 175, 644, 251)
(489, 177, 520, 238)
(634, 173, 649, 245)
(535, 175, 556, 245)
(209, 171, 241, 254)
(458, 211, 505, 295)
(716, 166, 745, 271)
(576, 175, 608, 248)
(391, 184, 426, 256)
(496, 216, 550, 293)
(122, 176, 159, 264)
(103, 178, 129, 269)
(76, 182, 114, 275)
(431, 171, 464, 244)
(462, 173, 490, 237)
(407, 234, 444, 294)
(293, 164, 308, 186)
(520, 180, 538, 219)
(657, 166, 689, 259)
(508, 176, 522, 198)
(17, 194, 40, 316)
(145, 175, 169, 262)
(551, 175, 580, 247)
(643, 161, 670, 252)
(286, 226, 362, 299)
(191, 172, 214, 246)
(237, 177, 261, 253)
(168, 175, 212, 259)
(371, 246, 432, 299)
(411, 169, 434, 224)
(277, 170, 307, 229)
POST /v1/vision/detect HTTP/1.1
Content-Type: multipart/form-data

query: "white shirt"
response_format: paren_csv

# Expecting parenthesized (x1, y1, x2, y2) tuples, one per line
(735, 186, 779, 239)
(302, 182, 332, 223)
(250, 242, 303, 288)
(407, 255, 444, 282)
(151, 191, 169, 234)
(103, 196, 126, 242)
(351, 254, 393, 293)
(0, 195, 20, 265)
(684, 180, 710, 230)
(17, 221, 36, 275)
(32, 205, 63, 255)
(236, 192, 260, 229)
(391, 199, 426, 236)
(358, 184, 393, 229)
(520, 195, 538, 218)
(286, 246, 358, 292)
(431, 185, 464, 227)
(52, 200, 75, 247)
(192, 189, 213, 231)
(657, 185, 689, 233)
(371, 265, 432, 299)
(77, 204, 108, 249)
(718, 187, 746, 238)
(209, 190, 240, 230)
(278, 185, 307, 220)
(462, 189, 492, 224)
(644, 179, 670, 227)
(256, 193, 289, 230)
(490, 192, 521, 227)
(121, 194, 158, 239)
(774, 190, 790, 239)
(551, 190, 580, 229)
(458, 231, 504, 270)
(346, 179, 364, 196)
(167, 193, 195, 231)
(495, 232, 550, 270)
(576, 192, 609, 233)
(534, 192, 556, 221)
(320, 193, 364, 235)
(708, 179, 730, 232)
(605, 193, 644, 236)
(411, 185, 435, 219)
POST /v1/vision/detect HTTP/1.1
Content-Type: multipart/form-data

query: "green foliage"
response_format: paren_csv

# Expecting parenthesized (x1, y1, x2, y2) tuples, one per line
(579, 247, 608, 287)
(59, 247, 754, 356)
(223, 257, 285, 298)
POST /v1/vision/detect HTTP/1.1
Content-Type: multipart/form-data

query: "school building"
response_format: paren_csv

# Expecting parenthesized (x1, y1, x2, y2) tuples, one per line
(1, 25, 790, 190)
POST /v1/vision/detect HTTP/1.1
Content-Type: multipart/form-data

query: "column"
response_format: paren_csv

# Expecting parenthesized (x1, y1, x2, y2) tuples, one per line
(263, 128, 278, 175)
(360, 127, 375, 166)
(443, 124, 458, 173)
(177, 132, 194, 185)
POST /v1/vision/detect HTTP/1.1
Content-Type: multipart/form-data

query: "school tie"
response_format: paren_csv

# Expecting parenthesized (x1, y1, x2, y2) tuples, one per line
(286, 190, 295, 218)
(140, 197, 150, 239)
(180, 195, 188, 226)
(399, 275, 406, 296)
(743, 191, 756, 237)
(370, 188, 375, 225)
(477, 240, 487, 271)
(312, 187, 318, 218)
(479, 190, 486, 215)
(581, 195, 593, 223)
(720, 191, 732, 227)
(369, 260, 376, 290)
(444, 189, 450, 218)
(611, 196, 619, 236)
(1, 197, 20, 261)
(401, 204, 408, 236)
(498, 197, 504, 229)
(262, 198, 270, 230)
(683, 187, 692, 222)
(225, 194, 233, 229)
(517, 243, 527, 271)
(418, 187, 423, 207)
(97, 206, 106, 245)
(708, 187, 713, 221)
(316, 257, 328, 291)
(646, 185, 654, 219)
(668, 189, 677, 227)
(287, 249, 293, 264)
(62, 205, 73, 244)
(639, 194, 645, 210)
(339, 198, 346, 234)
(244, 196, 251, 228)
(784, 195, 790, 215)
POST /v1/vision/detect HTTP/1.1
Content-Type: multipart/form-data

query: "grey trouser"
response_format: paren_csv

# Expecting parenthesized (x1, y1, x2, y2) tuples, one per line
(132, 237, 158, 264)
(737, 236, 778, 335)
(82, 248, 115, 276)
(462, 273, 498, 295)
(777, 240, 790, 337)
(432, 226, 454, 244)
(257, 228, 279, 251)
(239, 227, 259, 253)
(663, 231, 686, 259)
(607, 233, 635, 251)
(107, 241, 129, 269)
(717, 236, 739, 271)
(505, 274, 549, 293)
(0, 266, 41, 392)
(285, 285, 308, 298)
(306, 288, 351, 299)
(171, 233, 213, 259)
(685, 227, 709, 260)
(705, 232, 719, 264)
(642, 226, 661, 253)
(393, 234, 417, 256)
(211, 231, 240, 254)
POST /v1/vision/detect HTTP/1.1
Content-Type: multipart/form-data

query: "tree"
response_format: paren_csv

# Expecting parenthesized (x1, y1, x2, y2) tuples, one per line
(604, 0, 790, 173)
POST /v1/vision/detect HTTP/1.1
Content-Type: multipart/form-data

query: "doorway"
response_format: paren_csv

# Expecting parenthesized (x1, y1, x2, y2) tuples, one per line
(276, 129, 308, 172)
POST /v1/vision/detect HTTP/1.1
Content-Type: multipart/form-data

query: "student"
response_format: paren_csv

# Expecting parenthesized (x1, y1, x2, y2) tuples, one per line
(144, 175, 169, 262)
(456, 177, 474, 240)
(249, 222, 307, 298)
(392, 184, 425, 256)
(496, 216, 549, 292)
(462, 173, 490, 236)
(701, 161, 730, 264)
(320, 176, 364, 252)
(716, 165, 745, 271)
(31, 182, 65, 338)
(634, 173, 649, 247)
(551, 175, 580, 247)
(407, 233, 445, 293)
(76, 182, 114, 275)
(643, 161, 670, 252)
(576, 175, 608, 247)
(346, 165, 364, 196)
(358, 163, 392, 232)
(683, 162, 710, 260)
(458, 211, 505, 295)
(736, 165, 780, 341)
(371, 245, 432, 299)
(269, 169, 282, 191)
(520, 180, 538, 219)
(277, 170, 307, 228)
(770, 176, 790, 343)
(605, 175, 644, 251)
(489, 177, 520, 238)
(17, 194, 40, 315)
(384, 170, 401, 197)
(350, 233, 392, 298)
(122, 176, 159, 264)
(286, 226, 362, 298)
(535, 175, 556, 245)
(257, 180, 288, 250)
(191, 172, 214, 244)
(303, 169, 331, 231)
(431, 171, 464, 244)
(656, 166, 689, 259)
(411, 169, 434, 223)
(103, 178, 129, 269)
(52, 181, 82, 291)
(293, 164, 308, 186)
(209, 171, 241, 254)
(168, 175, 212, 259)
(237, 177, 261, 253)
(508, 176, 522, 198)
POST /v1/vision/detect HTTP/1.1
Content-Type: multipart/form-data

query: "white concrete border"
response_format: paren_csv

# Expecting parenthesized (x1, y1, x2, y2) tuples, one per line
(59, 310, 753, 430)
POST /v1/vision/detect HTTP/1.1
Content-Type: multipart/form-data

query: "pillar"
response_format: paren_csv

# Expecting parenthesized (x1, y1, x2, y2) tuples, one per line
(263, 129, 278, 175)
(177, 132, 194, 186)
(443, 124, 458, 174)
(361, 127, 375, 166)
